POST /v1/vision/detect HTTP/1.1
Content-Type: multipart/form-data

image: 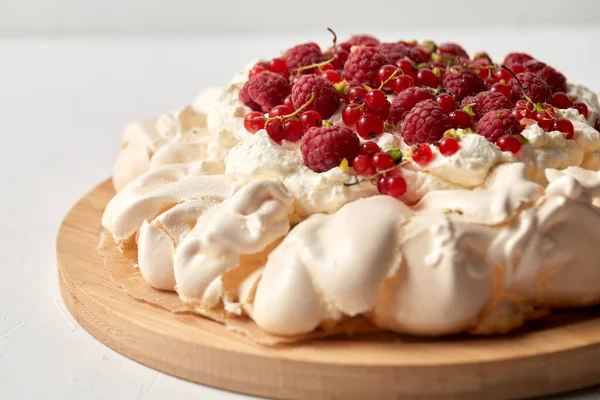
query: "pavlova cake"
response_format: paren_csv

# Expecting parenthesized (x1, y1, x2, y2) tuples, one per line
(101, 32, 600, 339)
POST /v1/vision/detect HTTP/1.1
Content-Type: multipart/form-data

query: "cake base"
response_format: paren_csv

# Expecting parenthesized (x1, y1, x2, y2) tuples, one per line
(57, 179, 600, 400)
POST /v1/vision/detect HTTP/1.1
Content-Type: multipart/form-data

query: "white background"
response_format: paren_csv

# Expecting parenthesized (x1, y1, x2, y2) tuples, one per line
(1, 1, 600, 399)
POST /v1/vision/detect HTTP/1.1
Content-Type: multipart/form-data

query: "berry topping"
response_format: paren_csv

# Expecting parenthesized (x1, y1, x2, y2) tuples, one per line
(342, 103, 364, 127)
(537, 66, 567, 94)
(394, 75, 415, 92)
(412, 143, 435, 166)
(573, 102, 589, 119)
(282, 43, 324, 72)
(356, 113, 384, 139)
(239, 71, 291, 112)
(299, 111, 322, 131)
(378, 175, 407, 198)
(346, 34, 380, 47)
(497, 136, 522, 154)
(476, 109, 521, 143)
(436, 93, 458, 114)
(243, 111, 265, 134)
(322, 69, 343, 83)
(401, 99, 451, 145)
(460, 91, 514, 121)
(359, 141, 381, 156)
(439, 136, 460, 156)
(551, 92, 573, 109)
(448, 109, 472, 129)
(437, 43, 469, 60)
(364, 89, 388, 111)
(377, 42, 424, 65)
(554, 118, 575, 139)
(490, 82, 512, 99)
(269, 104, 294, 117)
(265, 119, 285, 143)
(300, 126, 360, 173)
(292, 75, 340, 119)
(371, 152, 395, 171)
(442, 66, 486, 101)
(376, 65, 399, 90)
(282, 119, 303, 142)
(509, 72, 552, 103)
(503, 52, 534, 70)
(417, 68, 438, 88)
(267, 58, 289, 77)
(352, 155, 373, 175)
(344, 86, 368, 104)
(389, 87, 435, 126)
(343, 46, 390, 87)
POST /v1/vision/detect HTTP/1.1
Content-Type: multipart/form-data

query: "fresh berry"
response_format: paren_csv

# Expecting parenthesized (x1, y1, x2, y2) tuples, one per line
(595, 118, 600, 132)
(376, 65, 399, 90)
(239, 71, 291, 112)
(342, 103, 364, 127)
(460, 91, 513, 121)
(268, 58, 289, 78)
(522, 59, 546, 73)
(494, 68, 514, 83)
(373, 101, 391, 120)
(439, 136, 460, 156)
(436, 93, 457, 113)
(343, 46, 390, 87)
(551, 92, 572, 109)
(282, 43, 324, 72)
(300, 126, 360, 173)
(536, 111, 554, 131)
(243, 111, 265, 133)
(394, 75, 415, 92)
(442, 66, 486, 101)
(300, 111, 322, 131)
(412, 143, 434, 166)
(554, 118, 574, 139)
(322, 69, 343, 83)
(417, 68, 438, 88)
(537, 66, 567, 94)
(282, 119, 303, 142)
(249, 62, 268, 78)
(347, 34, 380, 47)
(345, 86, 368, 104)
(269, 104, 294, 117)
(573, 102, 589, 119)
(511, 64, 525, 74)
(389, 87, 435, 126)
(359, 141, 381, 156)
(401, 99, 451, 145)
(497, 136, 522, 153)
(378, 42, 424, 65)
(356, 113, 384, 138)
(437, 43, 469, 60)
(476, 109, 521, 143)
(512, 105, 535, 121)
(364, 89, 388, 111)
(491, 82, 512, 98)
(283, 95, 295, 109)
(265, 119, 285, 143)
(449, 110, 472, 129)
(353, 155, 373, 175)
(397, 59, 416, 76)
(509, 72, 552, 103)
(321, 63, 334, 71)
(291, 75, 340, 119)
(331, 48, 350, 69)
(371, 152, 395, 171)
(379, 175, 407, 197)
(503, 53, 534, 70)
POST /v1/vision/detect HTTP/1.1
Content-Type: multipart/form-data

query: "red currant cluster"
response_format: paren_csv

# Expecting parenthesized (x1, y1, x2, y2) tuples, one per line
(244, 105, 322, 144)
(512, 99, 574, 138)
(351, 141, 407, 197)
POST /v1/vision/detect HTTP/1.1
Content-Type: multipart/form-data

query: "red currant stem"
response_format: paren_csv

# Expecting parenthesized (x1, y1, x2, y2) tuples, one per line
(377, 67, 403, 90)
(500, 64, 534, 105)
(296, 58, 334, 76)
(327, 27, 337, 48)
(262, 93, 317, 124)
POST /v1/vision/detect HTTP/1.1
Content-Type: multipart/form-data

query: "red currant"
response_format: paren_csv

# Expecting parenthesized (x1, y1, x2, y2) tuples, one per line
(497, 136, 521, 154)
(376, 65, 398, 90)
(377, 175, 389, 195)
(373, 101, 391, 120)
(345, 86, 368, 104)
(356, 114, 384, 139)
(364, 89, 388, 112)
(283, 95, 295, 109)
(268, 58, 289, 77)
(269, 105, 294, 118)
(385, 175, 407, 198)
(475, 67, 489, 80)
(554, 118, 575, 139)
(371, 152, 395, 171)
(449, 110, 472, 129)
(511, 64, 525, 74)
(595, 118, 600, 132)
(494, 68, 513, 83)
(536, 111, 554, 131)
(249, 62, 268, 78)
(551, 92, 572, 109)
(397, 59, 415, 76)
(438, 137, 460, 156)
(352, 155, 374, 176)
(491, 82, 512, 99)
(417, 68, 438, 88)
(332, 49, 349, 69)
(515, 99, 533, 109)
(436, 94, 457, 114)
(322, 69, 342, 84)
(300, 111, 322, 132)
(512, 106, 535, 121)
(359, 141, 381, 156)
(342, 103, 364, 127)
(243, 111, 265, 134)
(412, 143, 434, 166)
(320, 63, 334, 71)
(282, 119, 302, 142)
(265, 119, 285, 143)
(393, 75, 415, 92)
(573, 102, 589, 119)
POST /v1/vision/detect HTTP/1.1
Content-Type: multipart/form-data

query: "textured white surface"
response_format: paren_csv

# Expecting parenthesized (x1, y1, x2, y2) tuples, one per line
(1, 30, 600, 399)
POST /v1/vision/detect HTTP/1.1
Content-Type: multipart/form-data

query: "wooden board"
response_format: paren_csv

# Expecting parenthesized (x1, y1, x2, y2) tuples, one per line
(57, 179, 600, 400)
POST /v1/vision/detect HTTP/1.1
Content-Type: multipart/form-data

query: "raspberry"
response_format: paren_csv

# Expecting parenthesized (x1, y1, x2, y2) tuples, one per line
(291, 75, 340, 119)
(437, 43, 469, 60)
(401, 99, 451, 145)
(442, 66, 486, 101)
(509, 72, 552, 103)
(348, 34, 380, 47)
(503, 52, 534, 69)
(522, 59, 546, 73)
(342, 46, 390, 87)
(239, 71, 291, 112)
(282, 43, 324, 72)
(460, 91, 514, 121)
(377, 42, 424, 65)
(536, 65, 567, 94)
(476, 109, 521, 143)
(388, 87, 435, 126)
(300, 126, 360, 173)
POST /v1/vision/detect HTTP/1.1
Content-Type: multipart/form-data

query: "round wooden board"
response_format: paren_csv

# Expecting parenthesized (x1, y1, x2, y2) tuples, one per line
(57, 179, 600, 400)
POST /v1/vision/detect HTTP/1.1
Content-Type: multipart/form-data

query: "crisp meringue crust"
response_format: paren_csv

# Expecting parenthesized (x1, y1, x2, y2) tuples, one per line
(102, 63, 600, 338)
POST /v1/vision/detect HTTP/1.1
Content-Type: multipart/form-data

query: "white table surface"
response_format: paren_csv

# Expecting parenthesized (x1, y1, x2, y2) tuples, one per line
(2, 27, 600, 399)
